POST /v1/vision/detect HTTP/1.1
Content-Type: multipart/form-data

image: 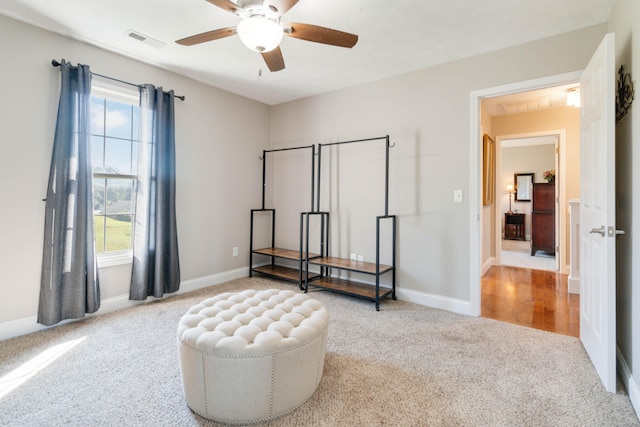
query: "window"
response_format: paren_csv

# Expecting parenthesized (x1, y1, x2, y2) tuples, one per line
(90, 82, 139, 258)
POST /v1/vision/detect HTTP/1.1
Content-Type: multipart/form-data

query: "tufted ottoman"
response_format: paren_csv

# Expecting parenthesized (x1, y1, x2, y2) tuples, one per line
(177, 289, 329, 424)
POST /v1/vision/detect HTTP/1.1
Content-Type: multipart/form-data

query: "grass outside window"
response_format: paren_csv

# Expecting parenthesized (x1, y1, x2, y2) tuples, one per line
(94, 215, 133, 253)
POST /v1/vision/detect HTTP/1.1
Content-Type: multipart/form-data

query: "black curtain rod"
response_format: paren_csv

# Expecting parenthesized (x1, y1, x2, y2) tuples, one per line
(51, 59, 185, 101)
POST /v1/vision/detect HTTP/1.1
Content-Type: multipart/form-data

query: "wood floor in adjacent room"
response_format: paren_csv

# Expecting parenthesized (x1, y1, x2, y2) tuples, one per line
(481, 265, 580, 338)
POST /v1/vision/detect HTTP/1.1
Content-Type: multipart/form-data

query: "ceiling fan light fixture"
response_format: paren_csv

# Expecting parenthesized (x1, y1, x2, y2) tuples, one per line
(237, 16, 283, 52)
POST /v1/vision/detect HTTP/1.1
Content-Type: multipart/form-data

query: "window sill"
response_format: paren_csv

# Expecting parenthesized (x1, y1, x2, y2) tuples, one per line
(97, 251, 133, 268)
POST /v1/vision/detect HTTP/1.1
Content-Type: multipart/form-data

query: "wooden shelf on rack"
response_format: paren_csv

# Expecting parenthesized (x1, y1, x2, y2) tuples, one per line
(308, 257, 393, 275)
(305, 254, 396, 310)
(253, 247, 320, 260)
(309, 277, 394, 301)
(252, 264, 320, 282)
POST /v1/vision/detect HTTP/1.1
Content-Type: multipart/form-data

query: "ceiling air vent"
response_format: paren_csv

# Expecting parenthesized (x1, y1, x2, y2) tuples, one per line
(124, 30, 166, 48)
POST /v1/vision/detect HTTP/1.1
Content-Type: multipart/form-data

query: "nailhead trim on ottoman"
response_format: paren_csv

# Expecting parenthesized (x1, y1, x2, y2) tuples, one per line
(177, 289, 329, 424)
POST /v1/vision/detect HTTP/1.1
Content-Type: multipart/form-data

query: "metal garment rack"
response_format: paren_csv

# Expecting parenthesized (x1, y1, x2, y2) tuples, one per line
(304, 135, 397, 310)
(249, 145, 317, 287)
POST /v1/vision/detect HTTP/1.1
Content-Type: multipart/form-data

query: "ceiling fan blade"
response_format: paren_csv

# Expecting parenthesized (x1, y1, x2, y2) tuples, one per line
(284, 22, 358, 48)
(205, 0, 240, 14)
(176, 27, 236, 46)
(261, 46, 285, 72)
(265, 0, 299, 16)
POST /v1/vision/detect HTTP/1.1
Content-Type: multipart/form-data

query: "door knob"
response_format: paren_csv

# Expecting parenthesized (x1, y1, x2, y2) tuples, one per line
(590, 226, 606, 237)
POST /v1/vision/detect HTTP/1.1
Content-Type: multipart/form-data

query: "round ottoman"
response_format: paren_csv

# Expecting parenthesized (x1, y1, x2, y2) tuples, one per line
(177, 289, 329, 424)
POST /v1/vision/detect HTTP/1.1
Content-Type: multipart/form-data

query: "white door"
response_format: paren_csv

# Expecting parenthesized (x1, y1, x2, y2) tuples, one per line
(580, 32, 617, 393)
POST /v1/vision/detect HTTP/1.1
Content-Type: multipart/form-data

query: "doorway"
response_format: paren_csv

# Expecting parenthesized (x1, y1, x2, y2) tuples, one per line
(479, 84, 580, 335)
(469, 70, 582, 318)
(495, 132, 561, 273)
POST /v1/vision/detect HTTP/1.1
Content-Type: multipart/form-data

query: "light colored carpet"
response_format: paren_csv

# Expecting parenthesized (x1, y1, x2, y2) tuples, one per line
(501, 239, 556, 272)
(0, 277, 637, 426)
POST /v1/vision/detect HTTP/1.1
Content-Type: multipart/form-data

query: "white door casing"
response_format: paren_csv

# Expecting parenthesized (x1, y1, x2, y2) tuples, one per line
(470, 71, 581, 317)
(579, 32, 617, 393)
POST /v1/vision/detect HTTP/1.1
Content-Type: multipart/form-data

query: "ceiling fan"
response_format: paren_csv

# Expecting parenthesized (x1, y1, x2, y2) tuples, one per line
(176, 0, 358, 72)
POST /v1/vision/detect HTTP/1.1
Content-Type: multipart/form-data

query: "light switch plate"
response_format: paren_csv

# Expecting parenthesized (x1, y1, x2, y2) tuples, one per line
(454, 189, 463, 203)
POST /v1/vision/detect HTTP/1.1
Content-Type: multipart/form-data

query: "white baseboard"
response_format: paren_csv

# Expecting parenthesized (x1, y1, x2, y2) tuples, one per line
(309, 270, 473, 316)
(177, 266, 249, 294)
(397, 287, 472, 316)
(617, 346, 640, 419)
(482, 256, 495, 276)
(0, 266, 249, 342)
(568, 275, 580, 294)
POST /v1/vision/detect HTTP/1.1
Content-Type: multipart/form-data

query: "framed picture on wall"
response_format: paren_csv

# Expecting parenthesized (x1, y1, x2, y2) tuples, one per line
(483, 134, 495, 206)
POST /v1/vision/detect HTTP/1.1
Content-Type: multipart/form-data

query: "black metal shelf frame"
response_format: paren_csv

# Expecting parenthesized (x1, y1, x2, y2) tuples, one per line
(301, 210, 330, 280)
(249, 145, 316, 286)
(305, 135, 397, 310)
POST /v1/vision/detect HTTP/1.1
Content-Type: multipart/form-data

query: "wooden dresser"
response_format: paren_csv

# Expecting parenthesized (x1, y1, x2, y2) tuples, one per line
(531, 183, 555, 256)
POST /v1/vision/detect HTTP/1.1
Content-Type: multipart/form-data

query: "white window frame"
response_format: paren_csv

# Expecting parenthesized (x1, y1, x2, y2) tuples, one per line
(91, 79, 140, 268)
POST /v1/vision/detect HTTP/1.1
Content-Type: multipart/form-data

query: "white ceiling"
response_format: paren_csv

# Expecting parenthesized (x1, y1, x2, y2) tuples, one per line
(482, 83, 581, 117)
(0, 0, 617, 105)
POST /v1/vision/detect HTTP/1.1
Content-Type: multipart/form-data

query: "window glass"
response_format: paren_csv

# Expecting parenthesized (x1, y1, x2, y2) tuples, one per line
(103, 177, 134, 252)
(105, 100, 133, 139)
(104, 137, 134, 175)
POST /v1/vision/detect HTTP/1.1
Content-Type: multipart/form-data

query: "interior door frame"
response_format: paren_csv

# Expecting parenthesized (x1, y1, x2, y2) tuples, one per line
(469, 70, 581, 316)
(494, 131, 565, 273)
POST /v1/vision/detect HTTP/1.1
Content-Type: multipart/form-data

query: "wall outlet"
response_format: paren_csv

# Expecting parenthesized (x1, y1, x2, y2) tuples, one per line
(350, 253, 356, 261)
(357, 255, 364, 262)
(232, 247, 238, 257)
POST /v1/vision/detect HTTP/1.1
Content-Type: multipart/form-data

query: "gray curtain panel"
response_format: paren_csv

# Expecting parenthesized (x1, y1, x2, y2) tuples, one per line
(130, 84, 180, 300)
(38, 60, 100, 326)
